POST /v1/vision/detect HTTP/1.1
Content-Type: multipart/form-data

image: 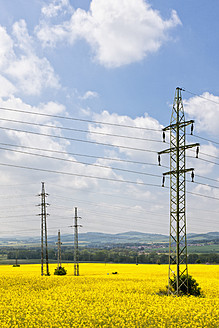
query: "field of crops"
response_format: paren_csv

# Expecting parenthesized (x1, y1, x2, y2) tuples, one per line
(0, 263, 218, 327)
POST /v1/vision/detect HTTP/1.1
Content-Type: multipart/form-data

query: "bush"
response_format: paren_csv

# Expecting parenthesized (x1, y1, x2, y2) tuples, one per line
(54, 266, 67, 276)
(169, 274, 203, 296)
(158, 274, 203, 297)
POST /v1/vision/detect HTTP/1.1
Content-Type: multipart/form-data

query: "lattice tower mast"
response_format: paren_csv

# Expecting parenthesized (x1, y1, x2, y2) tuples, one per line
(158, 87, 199, 296)
(57, 230, 62, 268)
(39, 182, 50, 276)
(74, 207, 82, 276)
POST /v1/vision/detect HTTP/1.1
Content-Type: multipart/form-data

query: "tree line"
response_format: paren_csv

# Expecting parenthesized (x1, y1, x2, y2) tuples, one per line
(4, 247, 219, 264)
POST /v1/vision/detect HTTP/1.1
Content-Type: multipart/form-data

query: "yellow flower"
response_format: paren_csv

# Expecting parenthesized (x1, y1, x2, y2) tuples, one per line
(0, 263, 218, 327)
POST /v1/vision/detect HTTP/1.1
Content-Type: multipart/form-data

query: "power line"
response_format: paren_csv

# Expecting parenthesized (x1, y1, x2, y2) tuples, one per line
(0, 142, 162, 167)
(0, 149, 218, 198)
(2, 201, 218, 230)
(0, 146, 162, 179)
(187, 190, 219, 201)
(182, 88, 219, 106)
(188, 149, 219, 161)
(1, 209, 217, 235)
(51, 190, 219, 216)
(0, 161, 161, 188)
(0, 160, 219, 202)
(0, 125, 158, 153)
(0, 117, 163, 143)
(2, 144, 217, 190)
(192, 181, 219, 190)
(195, 174, 219, 184)
(188, 155, 219, 167)
(0, 106, 161, 132)
(189, 133, 219, 147)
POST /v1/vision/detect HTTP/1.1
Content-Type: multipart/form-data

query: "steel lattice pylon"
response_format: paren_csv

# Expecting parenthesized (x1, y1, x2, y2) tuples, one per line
(73, 207, 82, 276)
(158, 88, 199, 296)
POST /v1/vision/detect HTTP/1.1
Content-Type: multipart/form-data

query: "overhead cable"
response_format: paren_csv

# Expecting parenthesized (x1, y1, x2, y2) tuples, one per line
(0, 106, 161, 132)
(0, 117, 163, 143)
(0, 126, 157, 153)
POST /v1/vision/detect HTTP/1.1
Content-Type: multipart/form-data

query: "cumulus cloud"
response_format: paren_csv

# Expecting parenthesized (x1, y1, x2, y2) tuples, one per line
(0, 20, 60, 96)
(0, 26, 14, 69)
(81, 91, 99, 100)
(184, 92, 219, 135)
(0, 96, 67, 150)
(0, 75, 17, 98)
(187, 143, 219, 175)
(41, 0, 73, 18)
(87, 110, 163, 161)
(36, 0, 181, 67)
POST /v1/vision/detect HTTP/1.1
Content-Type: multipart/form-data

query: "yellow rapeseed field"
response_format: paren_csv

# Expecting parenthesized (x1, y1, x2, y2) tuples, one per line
(0, 263, 218, 327)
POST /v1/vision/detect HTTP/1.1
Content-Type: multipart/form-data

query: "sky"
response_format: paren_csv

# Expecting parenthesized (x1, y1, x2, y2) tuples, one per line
(0, 0, 218, 238)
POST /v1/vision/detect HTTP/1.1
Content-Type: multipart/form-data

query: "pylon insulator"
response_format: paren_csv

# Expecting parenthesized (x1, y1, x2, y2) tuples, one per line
(191, 123, 194, 135)
(158, 154, 161, 166)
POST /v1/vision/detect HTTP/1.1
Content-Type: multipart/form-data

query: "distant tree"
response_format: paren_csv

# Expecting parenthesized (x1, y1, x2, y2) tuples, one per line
(188, 253, 199, 264)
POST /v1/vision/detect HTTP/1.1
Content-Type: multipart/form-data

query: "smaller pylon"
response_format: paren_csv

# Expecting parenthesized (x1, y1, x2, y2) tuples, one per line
(56, 230, 62, 268)
(38, 182, 50, 276)
(73, 207, 82, 276)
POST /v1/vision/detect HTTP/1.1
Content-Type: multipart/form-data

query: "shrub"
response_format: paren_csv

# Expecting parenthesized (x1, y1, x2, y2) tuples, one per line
(54, 266, 67, 276)
(170, 274, 203, 296)
(158, 274, 203, 297)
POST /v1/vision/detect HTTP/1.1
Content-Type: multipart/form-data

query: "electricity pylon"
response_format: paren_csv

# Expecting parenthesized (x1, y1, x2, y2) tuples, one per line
(73, 207, 82, 276)
(38, 182, 50, 276)
(56, 230, 62, 268)
(158, 87, 199, 296)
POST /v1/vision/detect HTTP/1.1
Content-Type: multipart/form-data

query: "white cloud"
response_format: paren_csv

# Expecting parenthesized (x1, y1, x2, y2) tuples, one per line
(0, 26, 14, 69)
(187, 143, 219, 175)
(81, 91, 99, 100)
(6, 54, 59, 95)
(12, 20, 33, 54)
(0, 75, 17, 98)
(184, 92, 219, 135)
(0, 20, 60, 96)
(36, 0, 181, 67)
(41, 0, 73, 18)
(87, 110, 163, 161)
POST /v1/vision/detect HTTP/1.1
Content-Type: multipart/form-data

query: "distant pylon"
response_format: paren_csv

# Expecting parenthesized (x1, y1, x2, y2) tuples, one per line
(38, 182, 50, 276)
(56, 230, 62, 268)
(158, 87, 199, 296)
(73, 207, 82, 276)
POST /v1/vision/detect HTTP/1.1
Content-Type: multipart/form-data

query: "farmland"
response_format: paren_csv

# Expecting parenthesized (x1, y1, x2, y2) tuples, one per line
(0, 263, 218, 327)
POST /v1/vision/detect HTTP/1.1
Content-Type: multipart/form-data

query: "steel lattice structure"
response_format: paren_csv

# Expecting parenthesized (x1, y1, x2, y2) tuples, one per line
(38, 182, 50, 276)
(158, 88, 199, 295)
(74, 207, 82, 276)
(57, 230, 62, 268)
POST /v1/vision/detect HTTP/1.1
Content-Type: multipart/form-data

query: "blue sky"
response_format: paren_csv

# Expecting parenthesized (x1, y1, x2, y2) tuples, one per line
(0, 0, 218, 238)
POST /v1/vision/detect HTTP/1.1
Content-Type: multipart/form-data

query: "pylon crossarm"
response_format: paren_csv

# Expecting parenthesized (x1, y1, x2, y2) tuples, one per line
(158, 143, 199, 156)
(163, 120, 194, 132)
(163, 167, 194, 176)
